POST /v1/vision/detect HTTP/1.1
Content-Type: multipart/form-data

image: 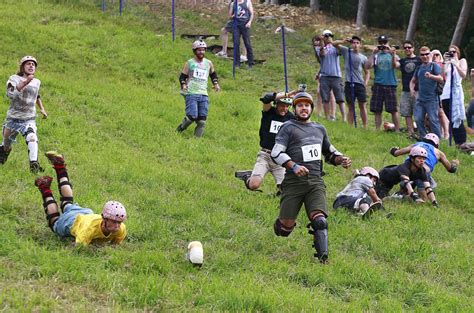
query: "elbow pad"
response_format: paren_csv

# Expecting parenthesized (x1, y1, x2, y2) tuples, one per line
(179, 73, 188, 87)
(271, 144, 291, 165)
(325, 145, 343, 166)
(210, 72, 218, 85)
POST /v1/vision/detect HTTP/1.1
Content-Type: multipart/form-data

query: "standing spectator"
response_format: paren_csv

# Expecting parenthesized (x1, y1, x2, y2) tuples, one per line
(226, 0, 254, 69)
(334, 35, 370, 128)
(467, 68, 474, 134)
(410, 46, 443, 138)
(235, 90, 296, 194)
(1, 56, 47, 173)
(440, 45, 468, 146)
(315, 30, 346, 122)
(399, 40, 421, 137)
(431, 49, 451, 140)
(176, 40, 220, 137)
(215, 1, 247, 63)
(366, 35, 400, 131)
(270, 92, 351, 263)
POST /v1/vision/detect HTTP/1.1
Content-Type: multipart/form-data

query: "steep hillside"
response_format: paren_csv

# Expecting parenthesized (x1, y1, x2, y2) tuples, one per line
(0, 0, 472, 311)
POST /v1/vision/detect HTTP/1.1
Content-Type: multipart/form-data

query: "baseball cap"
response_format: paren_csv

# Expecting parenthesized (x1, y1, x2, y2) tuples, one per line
(322, 30, 333, 37)
(377, 35, 389, 43)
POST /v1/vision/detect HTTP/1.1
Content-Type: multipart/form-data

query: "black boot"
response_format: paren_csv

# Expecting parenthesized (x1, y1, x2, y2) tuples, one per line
(0, 145, 10, 164)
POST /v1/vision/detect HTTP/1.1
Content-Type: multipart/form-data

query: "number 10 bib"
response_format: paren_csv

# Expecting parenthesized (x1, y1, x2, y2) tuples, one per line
(301, 144, 321, 162)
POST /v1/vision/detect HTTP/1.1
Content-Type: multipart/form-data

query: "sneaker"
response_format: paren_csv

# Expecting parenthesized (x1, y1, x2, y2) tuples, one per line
(34, 175, 53, 188)
(329, 116, 336, 121)
(362, 201, 383, 219)
(45, 151, 65, 165)
(215, 50, 227, 57)
(240, 55, 248, 62)
(30, 161, 44, 174)
(235, 170, 252, 181)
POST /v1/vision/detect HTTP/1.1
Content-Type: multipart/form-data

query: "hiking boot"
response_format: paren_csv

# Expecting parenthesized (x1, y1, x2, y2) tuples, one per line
(30, 161, 44, 174)
(34, 176, 53, 189)
(45, 151, 65, 165)
(0, 145, 10, 164)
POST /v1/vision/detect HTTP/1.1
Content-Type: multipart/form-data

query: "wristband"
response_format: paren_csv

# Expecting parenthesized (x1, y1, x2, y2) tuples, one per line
(291, 163, 300, 173)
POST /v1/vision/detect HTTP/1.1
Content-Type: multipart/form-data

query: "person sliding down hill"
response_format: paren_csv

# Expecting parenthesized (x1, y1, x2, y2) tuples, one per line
(34, 151, 127, 245)
(270, 92, 352, 264)
(235, 88, 302, 195)
(176, 40, 220, 138)
(375, 146, 439, 207)
(333, 167, 382, 217)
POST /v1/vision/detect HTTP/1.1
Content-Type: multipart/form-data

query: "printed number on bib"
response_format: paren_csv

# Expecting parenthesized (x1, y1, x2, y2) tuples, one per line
(269, 121, 283, 134)
(193, 68, 208, 79)
(301, 144, 321, 162)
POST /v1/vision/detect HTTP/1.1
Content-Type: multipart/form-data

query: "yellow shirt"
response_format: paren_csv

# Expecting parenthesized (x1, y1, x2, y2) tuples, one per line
(70, 214, 127, 245)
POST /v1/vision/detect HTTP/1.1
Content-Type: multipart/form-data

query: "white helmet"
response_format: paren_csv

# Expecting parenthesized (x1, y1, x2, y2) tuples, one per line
(19, 55, 37, 67)
(192, 40, 207, 50)
(102, 201, 127, 222)
(359, 166, 379, 179)
(410, 146, 428, 158)
(424, 133, 439, 147)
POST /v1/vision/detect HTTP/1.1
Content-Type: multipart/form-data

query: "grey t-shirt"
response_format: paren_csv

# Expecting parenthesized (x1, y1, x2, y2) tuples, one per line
(275, 119, 341, 178)
(339, 46, 367, 85)
(316, 44, 342, 77)
(336, 175, 373, 198)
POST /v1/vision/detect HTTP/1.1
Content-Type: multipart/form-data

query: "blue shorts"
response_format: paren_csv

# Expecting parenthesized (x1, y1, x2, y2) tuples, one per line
(185, 94, 209, 119)
(414, 173, 437, 190)
(2, 118, 36, 146)
(53, 203, 93, 238)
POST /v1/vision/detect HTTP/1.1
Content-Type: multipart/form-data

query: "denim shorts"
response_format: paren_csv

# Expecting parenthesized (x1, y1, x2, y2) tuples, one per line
(2, 118, 36, 145)
(53, 203, 93, 238)
(185, 94, 209, 119)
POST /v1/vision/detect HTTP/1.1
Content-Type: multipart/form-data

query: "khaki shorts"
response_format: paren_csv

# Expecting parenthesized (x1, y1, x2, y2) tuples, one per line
(251, 151, 285, 185)
(400, 91, 416, 117)
(279, 175, 328, 220)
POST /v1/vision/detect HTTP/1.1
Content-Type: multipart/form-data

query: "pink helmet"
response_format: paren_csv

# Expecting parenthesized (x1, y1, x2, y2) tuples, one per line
(192, 40, 207, 50)
(409, 146, 428, 158)
(424, 133, 439, 147)
(359, 166, 379, 179)
(102, 201, 127, 222)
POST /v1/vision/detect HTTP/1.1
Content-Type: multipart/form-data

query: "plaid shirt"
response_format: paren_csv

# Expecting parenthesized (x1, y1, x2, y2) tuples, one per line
(6, 74, 41, 120)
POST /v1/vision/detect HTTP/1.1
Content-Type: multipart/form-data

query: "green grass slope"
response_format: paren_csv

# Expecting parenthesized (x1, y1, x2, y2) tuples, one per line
(0, 0, 472, 311)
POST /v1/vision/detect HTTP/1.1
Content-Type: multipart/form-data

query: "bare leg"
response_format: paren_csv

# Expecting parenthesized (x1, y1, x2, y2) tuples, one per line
(405, 116, 414, 135)
(359, 102, 368, 128)
(375, 112, 383, 130)
(337, 101, 346, 122)
(391, 112, 400, 131)
(439, 108, 450, 139)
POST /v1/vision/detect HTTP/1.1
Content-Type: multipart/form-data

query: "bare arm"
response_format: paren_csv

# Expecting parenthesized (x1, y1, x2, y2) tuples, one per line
(36, 97, 47, 119)
(409, 77, 417, 97)
(368, 187, 381, 203)
(437, 149, 459, 172)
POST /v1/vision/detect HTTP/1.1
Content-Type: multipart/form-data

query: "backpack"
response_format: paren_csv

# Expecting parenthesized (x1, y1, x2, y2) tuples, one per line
(430, 63, 444, 95)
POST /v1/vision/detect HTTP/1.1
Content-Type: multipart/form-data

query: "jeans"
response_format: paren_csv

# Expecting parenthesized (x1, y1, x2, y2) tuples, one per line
(234, 24, 254, 66)
(185, 94, 209, 119)
(53, 203, 93, 237)
(414, 99, 441, 138)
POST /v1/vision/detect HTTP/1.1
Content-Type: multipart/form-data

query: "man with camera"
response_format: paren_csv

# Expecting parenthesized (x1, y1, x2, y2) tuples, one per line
(399, 40, 421, 137)
(334, 35, 370, 128)
(409, 46, 443, 139)
(366, 35, 401, 131)
(314, 30, 346, 122)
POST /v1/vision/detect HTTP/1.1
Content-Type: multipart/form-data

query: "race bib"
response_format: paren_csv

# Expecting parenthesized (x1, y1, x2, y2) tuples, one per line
(269, 120, 283, 134)
(193, 67, 208, 80)
(301, 144, 321, 162)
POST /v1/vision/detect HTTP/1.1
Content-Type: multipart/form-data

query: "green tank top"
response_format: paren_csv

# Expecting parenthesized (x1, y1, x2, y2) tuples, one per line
(187, 58, 210, 96)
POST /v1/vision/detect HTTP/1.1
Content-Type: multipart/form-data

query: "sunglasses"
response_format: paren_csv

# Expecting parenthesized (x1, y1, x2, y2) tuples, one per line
(403, 46, 413, 49)
(420, 52, 430, 56)
(433, 54, 441, 56)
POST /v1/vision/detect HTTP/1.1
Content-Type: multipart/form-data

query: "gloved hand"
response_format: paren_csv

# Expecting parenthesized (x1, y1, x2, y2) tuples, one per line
(260, 92, 276, 104)
(390, 147, 399, 156)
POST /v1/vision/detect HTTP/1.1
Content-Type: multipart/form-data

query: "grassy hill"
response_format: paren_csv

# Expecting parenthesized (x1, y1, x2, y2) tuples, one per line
(0, 0, 472, 311)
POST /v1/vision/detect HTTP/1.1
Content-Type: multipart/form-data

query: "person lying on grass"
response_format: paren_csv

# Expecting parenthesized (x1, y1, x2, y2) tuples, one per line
(34, 151, 127, 245)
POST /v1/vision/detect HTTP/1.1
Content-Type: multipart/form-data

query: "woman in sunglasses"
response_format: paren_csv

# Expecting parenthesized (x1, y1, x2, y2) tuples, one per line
(440, 45, 468, 146)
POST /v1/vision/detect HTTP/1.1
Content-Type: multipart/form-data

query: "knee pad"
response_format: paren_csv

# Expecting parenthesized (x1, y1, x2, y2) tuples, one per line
(273, 218, 295, 237)
(25, 132, 38, 143)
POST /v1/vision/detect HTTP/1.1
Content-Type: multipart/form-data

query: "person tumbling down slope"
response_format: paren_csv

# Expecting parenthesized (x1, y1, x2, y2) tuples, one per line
(235, 88, 302, 195)
(34, 151, 127, 245)
(176, 40, 220, 138)
(270, 91, 352, 264)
